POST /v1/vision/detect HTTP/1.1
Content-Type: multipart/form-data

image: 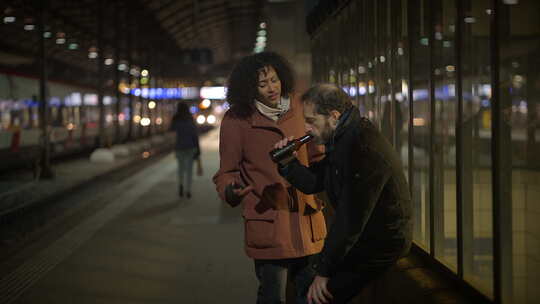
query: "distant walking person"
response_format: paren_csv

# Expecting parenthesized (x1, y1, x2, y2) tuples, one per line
(170, 103, 200, 198)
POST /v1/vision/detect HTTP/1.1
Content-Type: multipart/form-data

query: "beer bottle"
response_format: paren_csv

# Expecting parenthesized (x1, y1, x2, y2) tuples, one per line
(270, 134, 314, 163)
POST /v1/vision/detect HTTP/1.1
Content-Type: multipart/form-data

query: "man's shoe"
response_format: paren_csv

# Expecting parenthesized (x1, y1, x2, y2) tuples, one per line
(179, 185, 184, 197)
(187, 192, 191, 199)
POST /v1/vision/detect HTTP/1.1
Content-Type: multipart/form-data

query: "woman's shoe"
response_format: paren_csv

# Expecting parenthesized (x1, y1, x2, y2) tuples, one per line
(179, 185, 184, 197)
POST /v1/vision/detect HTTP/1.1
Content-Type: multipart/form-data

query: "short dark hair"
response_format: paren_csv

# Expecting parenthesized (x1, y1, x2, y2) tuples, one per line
(173, 102, 193, 121)
(226, 52, 295, 118)
(301, 84, 352, 115)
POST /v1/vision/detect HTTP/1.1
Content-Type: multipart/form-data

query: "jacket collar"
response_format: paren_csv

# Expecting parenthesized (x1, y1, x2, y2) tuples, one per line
(334, 106, 358, 139)
(325, 106, 360, 152)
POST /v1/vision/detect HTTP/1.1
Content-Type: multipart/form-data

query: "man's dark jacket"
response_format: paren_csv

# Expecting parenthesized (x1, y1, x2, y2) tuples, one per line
(279, 106, 412, 277)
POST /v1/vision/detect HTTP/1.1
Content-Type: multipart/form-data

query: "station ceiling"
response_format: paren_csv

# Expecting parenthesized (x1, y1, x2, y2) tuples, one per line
(0, 0, 263, 86)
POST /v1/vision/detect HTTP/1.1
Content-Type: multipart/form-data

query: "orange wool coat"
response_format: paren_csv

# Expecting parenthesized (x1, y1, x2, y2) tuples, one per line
(213, 97, 327, 259)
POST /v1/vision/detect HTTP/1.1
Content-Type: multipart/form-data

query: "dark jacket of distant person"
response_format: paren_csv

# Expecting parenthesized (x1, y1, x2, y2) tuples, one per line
(170, 104, 200, 153)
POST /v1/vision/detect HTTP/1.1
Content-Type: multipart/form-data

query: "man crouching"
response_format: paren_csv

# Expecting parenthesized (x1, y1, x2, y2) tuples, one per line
(274, 84, 412, 304)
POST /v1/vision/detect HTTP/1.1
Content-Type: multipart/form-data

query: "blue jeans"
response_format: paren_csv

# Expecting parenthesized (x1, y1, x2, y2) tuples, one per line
(175, 148, 197, 192)
(254, 256, 315, 304)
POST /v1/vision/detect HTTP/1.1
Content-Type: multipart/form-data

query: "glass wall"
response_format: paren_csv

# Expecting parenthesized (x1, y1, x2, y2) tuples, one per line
(409, 0, 433, 251)
(433, 0, 459, 273)
(309, 0, 540, 302)
(498, 1, 540, 302)
(461, 0, 494, 295)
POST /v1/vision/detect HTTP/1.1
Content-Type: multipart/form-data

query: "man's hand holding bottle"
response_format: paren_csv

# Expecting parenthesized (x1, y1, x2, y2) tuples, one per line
(271, 134, 313, 166)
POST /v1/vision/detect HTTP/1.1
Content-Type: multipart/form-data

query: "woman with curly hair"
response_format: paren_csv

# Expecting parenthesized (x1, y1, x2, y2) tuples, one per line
(213, 51, 327, 304)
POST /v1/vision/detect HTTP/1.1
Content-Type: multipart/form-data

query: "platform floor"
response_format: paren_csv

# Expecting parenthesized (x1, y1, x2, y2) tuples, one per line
(1, 129, 258, 304)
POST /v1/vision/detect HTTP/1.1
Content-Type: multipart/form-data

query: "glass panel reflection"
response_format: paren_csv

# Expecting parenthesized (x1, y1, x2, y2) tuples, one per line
(461, 0, 494, 296)
(410, 0, 431, 250)
(500, 1, 540, 303)
(432, 0, 458, 271)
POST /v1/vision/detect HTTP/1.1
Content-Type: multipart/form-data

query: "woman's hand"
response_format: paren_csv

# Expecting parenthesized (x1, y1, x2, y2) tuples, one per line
(224, 182, 253, 206)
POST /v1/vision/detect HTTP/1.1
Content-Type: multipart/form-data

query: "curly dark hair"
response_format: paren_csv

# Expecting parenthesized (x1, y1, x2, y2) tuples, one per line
(301, 84, 353, 115)
(226, 51, 295, 118)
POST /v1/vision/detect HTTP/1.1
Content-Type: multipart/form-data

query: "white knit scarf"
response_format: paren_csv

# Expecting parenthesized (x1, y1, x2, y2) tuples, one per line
(254, 96, 290, 121)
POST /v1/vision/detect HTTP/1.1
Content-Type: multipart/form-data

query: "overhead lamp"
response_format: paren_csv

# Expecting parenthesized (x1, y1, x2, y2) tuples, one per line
(3, 7, 15, 24)
(141, 69, 149, 77)
(88, 46, 98, 59)
(105, 58, 114, 65)
(55, 32, 66, 44)
(3, 16, 15, 24)
(23, 17, 34, 30)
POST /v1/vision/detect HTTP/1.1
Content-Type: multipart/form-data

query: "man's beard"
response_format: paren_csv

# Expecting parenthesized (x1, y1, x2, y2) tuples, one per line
(315, 119, 334, 145)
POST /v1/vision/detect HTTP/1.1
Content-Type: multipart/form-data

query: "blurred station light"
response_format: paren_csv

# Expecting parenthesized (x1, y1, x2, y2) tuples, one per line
(23, 18, 35, 31)
(104, 58, 114, 65)
(88, 47, 98, 59)
(207, 115, 217, 125)
(3, 16, 15, 24)
(155, 117, 163, 125)
(3, 7, 15, 24)
(140, 117, 151, 126)
(141, 69, 149, 77)
(68, 42, 78, 50)
(118, 62, 128, 71)
(148, 101, 156, 109)
(259, 22, 266, 29)
(118, 82, 130, 94)
(55, 32, 66, 44)
(200, 99, 211, 109)
(133, 115, 141, 123)
(200, 86, 226, 99)
(43, 31, 52, 38)
(196, 115, 206, 125)
(130, 67, 140, 76)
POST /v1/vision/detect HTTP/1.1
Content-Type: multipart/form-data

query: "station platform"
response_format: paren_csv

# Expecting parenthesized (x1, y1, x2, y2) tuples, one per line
(0, 129, 258, 304)
(0, 128, 492, 304)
